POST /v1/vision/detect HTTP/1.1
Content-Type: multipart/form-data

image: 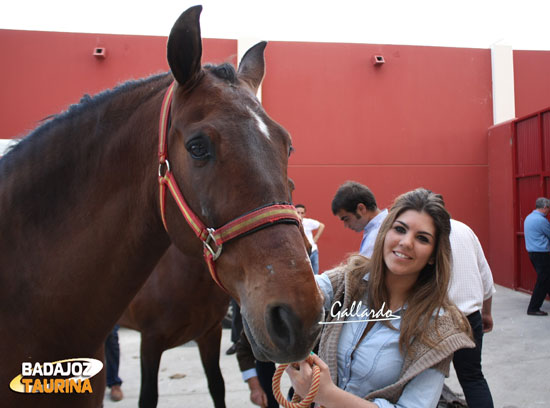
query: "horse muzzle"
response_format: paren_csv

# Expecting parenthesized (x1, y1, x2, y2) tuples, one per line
(243, 303, 323, 363)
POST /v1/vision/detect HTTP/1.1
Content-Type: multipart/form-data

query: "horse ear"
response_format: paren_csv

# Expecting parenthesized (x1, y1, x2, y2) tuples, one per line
(237, 41, 267, 94)
(167, 5, 203, 87)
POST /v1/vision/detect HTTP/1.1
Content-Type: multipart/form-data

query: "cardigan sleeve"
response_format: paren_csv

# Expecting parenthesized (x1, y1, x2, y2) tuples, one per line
(315, 272, 334, 310)
(365, 315, 474, 402)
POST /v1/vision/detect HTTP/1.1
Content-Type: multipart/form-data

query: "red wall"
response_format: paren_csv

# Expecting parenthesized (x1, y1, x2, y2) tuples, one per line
(1, 30, 498, 277)
(487, 121, 515, 288)
(0, 30, 236, 139)
(263, 42, 493, 270)
(495, 51, 550, 289)
(514, 50, 550, 118)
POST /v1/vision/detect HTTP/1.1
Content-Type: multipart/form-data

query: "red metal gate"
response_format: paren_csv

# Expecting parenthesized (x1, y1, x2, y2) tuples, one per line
(513, 108, 550, 292)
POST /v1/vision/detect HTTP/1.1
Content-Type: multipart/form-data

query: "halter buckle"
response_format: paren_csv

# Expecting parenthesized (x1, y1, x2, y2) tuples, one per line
(158, 159, 171, 178)
(203, 228, 223, 261)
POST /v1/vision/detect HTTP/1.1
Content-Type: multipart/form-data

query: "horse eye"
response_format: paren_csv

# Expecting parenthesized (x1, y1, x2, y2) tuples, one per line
(186, 136, 211, 160)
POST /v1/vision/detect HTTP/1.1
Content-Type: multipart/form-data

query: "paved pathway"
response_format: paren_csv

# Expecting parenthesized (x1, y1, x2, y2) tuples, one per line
(104, 285, 550, 407)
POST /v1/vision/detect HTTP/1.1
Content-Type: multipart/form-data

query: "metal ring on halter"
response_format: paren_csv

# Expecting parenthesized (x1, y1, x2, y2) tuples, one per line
(158, 159, 171, 178)
(203, 228, 223, 260)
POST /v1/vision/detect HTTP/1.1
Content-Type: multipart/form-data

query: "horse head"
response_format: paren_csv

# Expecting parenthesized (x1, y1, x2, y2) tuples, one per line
(161, 6, 323, 363)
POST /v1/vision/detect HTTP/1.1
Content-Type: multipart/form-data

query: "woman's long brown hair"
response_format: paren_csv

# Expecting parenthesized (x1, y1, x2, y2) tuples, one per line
(353, 188, 470, 354)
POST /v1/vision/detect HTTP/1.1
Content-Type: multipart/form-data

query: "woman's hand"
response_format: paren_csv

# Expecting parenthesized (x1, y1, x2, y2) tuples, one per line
(285, 353, 336, 404)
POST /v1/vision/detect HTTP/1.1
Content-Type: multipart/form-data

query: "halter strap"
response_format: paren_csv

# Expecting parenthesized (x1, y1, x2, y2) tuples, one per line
(157, 82, 301, 292)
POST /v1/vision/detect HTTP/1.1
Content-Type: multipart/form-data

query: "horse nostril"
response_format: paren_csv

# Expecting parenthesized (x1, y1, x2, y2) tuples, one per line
(265, 304, 298, 350)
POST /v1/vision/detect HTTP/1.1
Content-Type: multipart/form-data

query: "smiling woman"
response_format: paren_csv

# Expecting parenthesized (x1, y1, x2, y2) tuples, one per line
(284, 188, 475, 408)
(382, 210, 436, 284)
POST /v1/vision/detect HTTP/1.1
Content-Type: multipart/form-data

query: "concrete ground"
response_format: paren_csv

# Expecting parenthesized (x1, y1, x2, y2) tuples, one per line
(104, 285, 549, 408)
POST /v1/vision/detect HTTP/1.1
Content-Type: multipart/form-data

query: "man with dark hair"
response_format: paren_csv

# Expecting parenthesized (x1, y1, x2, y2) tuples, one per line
(524, 196, 550, 316)
(331, 181, 387, 257)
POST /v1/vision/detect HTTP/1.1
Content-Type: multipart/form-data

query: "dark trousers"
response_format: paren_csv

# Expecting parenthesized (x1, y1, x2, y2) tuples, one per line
(453, 311, 493, 408)
(230, 298, 243, 344)
(105, 324, 123, 387)
(256, 361, 279, 408)
(527, 252, 550, 312)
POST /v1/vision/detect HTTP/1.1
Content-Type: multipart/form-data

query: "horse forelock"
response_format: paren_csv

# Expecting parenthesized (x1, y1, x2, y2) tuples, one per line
(203, 63, 237, 84)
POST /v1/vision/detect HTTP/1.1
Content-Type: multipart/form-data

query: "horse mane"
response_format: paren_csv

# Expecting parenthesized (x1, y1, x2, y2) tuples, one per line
(0, 72, 172, 229)
(2, 63, 235, 163)
(3, 73, 171, 159)
(0, 61, 238, 230)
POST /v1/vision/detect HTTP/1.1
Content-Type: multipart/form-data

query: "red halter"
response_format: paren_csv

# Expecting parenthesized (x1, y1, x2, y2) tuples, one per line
(158, 82, 301, 292)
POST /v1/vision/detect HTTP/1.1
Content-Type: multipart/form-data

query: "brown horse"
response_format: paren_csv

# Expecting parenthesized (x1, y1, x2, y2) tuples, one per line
(0, 6, 323, 407)
(118, 179, 309, 408)
(119, 247, 229, 408)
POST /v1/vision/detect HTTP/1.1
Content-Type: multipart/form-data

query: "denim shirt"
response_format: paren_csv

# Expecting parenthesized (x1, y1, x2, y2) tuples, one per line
(316, 273, 444, 408)
(359, 209, 388, 257)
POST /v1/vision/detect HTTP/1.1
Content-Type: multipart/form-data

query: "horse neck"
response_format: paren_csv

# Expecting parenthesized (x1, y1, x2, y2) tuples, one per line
(0, 76, 172, 354)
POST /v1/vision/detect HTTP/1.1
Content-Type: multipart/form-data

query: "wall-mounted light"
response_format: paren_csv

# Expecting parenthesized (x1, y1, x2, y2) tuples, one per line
(372, 55, 385, 65)
(93, 47, 107, 59)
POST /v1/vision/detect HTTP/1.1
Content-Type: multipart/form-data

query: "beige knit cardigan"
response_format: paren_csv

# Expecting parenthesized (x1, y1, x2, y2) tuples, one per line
(318, 266, 475, 404)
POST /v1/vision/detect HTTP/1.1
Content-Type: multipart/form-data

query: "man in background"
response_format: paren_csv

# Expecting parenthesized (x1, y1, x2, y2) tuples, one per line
(448, 219, 496, 408)
(296, 204, 325, 274)
(105, 325, 123, 401)
(523, 197, 550, 316)
(331, 181, 387, 257)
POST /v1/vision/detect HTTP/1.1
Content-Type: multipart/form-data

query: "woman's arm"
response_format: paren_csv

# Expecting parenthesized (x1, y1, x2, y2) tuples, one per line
(287, 354, 445, 408)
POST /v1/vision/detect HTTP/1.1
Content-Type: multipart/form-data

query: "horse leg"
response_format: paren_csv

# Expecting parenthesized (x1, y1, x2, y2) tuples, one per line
(139, 335, 164, 408)
(196, 322, 226, 408)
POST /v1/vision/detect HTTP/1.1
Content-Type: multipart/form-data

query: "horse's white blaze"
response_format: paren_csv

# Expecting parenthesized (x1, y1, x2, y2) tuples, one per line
(247, 107, 270, 140)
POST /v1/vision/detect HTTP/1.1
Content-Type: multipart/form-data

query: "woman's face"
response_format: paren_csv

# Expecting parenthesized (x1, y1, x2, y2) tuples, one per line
(383, 209, 436, 278)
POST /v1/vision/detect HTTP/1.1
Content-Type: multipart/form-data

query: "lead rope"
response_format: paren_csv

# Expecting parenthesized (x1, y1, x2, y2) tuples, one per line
(272, 356, 323, 408)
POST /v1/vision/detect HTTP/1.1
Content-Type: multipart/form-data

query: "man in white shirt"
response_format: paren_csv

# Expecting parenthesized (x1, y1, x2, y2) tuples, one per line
(331, 181, 387, 257)
(296, 204, 325, 274)
(448, 219, 496, 408)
